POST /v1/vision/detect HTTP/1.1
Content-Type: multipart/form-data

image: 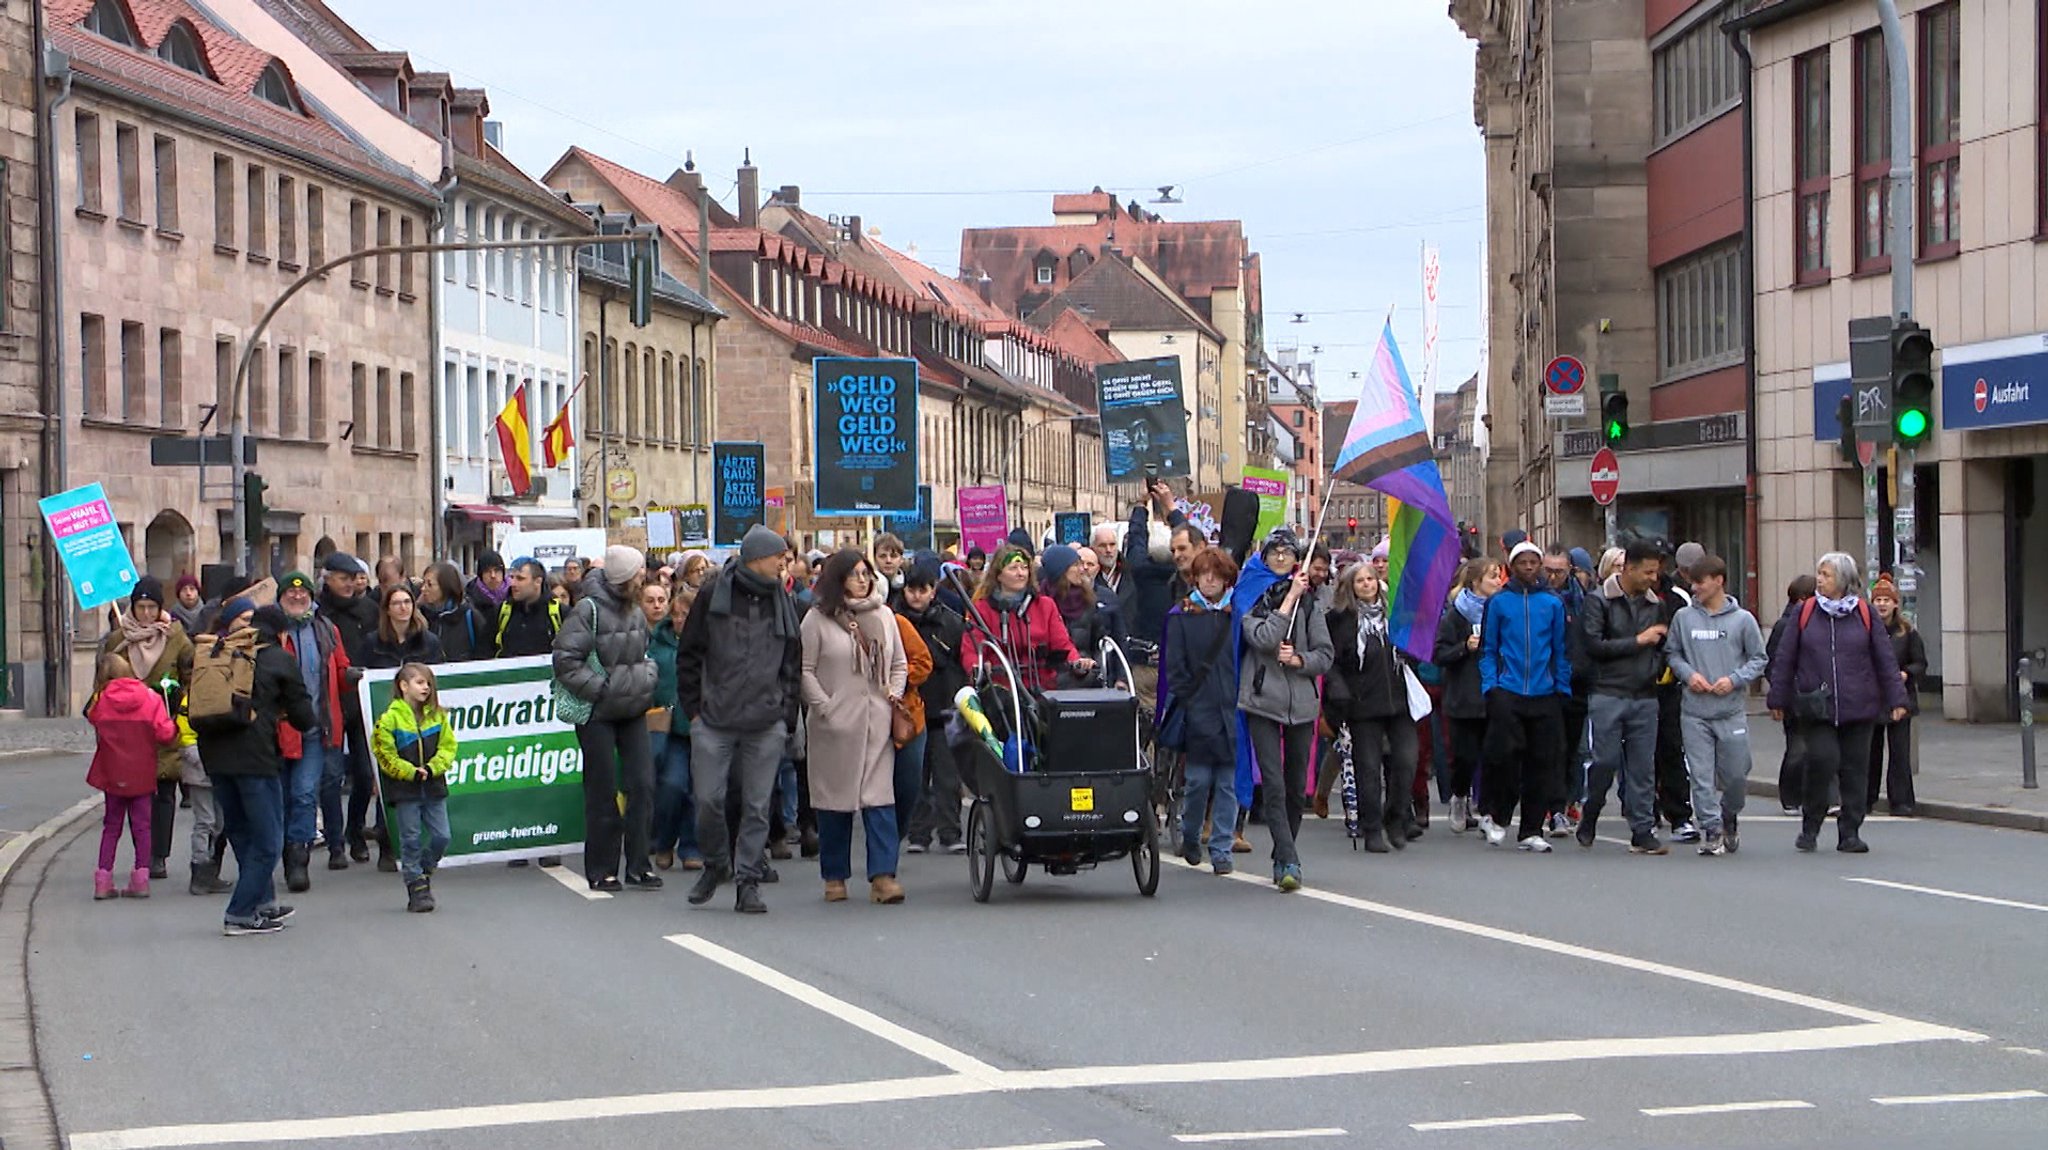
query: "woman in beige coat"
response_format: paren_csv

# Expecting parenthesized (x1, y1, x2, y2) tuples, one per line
(801, 549, 910, 904)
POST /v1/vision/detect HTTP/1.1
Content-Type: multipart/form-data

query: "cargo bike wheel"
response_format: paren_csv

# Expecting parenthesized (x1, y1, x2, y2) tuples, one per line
(1132, 807, 1160, 897)
(967, 797, 995, 903)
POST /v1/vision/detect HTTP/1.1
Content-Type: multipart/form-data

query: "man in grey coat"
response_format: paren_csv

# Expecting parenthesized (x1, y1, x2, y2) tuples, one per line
(1664, 554, 1768, 856)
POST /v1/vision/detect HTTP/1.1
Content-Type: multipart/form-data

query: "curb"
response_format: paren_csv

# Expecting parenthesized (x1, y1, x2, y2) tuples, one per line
(0, 795, 98, 1150)
(1743, 777, 2048, 834)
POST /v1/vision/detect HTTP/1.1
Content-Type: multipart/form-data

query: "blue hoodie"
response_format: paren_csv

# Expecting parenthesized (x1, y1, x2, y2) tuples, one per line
(1479, 577, 1571, 698)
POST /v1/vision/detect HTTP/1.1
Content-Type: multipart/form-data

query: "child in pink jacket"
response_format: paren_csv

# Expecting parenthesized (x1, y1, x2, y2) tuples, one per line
(86, 654, 177, 899)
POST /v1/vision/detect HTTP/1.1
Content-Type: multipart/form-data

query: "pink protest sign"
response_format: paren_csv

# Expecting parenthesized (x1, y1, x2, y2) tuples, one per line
(957, 485, 1010, 555)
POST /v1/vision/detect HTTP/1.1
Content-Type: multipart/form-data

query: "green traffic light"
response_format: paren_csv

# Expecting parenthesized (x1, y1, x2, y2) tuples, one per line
(1896, 408, 1929, 439)
(1605, 420, 1623, 440)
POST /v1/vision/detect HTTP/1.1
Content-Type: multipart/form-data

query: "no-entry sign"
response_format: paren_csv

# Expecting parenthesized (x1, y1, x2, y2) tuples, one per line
(1589, 447, 1620, 506)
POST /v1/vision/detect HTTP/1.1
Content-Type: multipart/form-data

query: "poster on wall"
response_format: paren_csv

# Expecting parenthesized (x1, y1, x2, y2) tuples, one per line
(676, 505, 710, 546)
(884, 485, 934, 551)
(1240, 466, 1291, 539)
(1053, 512, 1091, 546)
(38, 483, 138, 610)
(712, 442, 766, 546)
(957, 485, 1009, 555)
(812, 357, 919, 516)
(1095, 357, 1189, 482)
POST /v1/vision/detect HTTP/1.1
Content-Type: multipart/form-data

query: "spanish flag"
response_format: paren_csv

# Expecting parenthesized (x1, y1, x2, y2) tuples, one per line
(494, 384, 533, 496)
(541, 402, 575, 469)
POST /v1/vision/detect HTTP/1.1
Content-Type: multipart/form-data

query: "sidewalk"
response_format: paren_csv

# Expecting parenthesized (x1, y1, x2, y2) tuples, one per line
(1743, 710, 2048, 832)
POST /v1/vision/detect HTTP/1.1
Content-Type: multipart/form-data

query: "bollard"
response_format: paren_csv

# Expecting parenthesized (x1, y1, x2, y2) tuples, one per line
(2022, 656, 2039, 790)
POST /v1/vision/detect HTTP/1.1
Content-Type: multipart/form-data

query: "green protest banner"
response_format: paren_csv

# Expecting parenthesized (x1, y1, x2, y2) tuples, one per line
(357, 656, 585, 867)
(1241, 466, 1291, 541)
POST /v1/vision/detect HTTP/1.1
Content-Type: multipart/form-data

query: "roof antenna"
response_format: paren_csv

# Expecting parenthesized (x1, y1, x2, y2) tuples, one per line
(683, 150, 695, 173)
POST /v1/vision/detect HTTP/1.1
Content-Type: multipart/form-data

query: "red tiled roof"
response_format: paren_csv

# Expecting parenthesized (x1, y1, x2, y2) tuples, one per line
(960, 203, 1250, 323)
(1039, 307, 1124, 368)
(1052, 191, 1116, 217)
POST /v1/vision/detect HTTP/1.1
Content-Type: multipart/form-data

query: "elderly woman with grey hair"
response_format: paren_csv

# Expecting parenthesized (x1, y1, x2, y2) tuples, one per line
(1765, 551, 1909, 854)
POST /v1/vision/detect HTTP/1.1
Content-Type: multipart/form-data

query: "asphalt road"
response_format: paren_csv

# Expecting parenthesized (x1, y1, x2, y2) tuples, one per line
(24, 797, 2048, 1150)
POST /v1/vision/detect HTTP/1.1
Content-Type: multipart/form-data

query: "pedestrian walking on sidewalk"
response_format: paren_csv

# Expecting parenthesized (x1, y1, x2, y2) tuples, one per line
(802, 550, 911, 906)
(86, 654, 178, 899)
(1765, 575, 1818, 811)
(1767, 553, 1909, 854)
(1664, 555, 1768, 855)
(1579, 539, 1673, 855)
(552, 547, 661, 893)
(1866, 575, 1924, 817)
(372, 663, 456, 912)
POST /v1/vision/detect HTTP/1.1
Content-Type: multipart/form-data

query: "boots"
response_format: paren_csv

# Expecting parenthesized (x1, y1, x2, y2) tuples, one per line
(1361, 830, 1392, 854)
(123, 866, 150, 898)
(94, 869, 117, 900)
(376, 834, 398, 873)
(734, 880, 766, 914)
(284, 844, 312, 893)
(188, 861, 233, 895)
(405, 876, 435, 913)
(800, 826, 820, 858)
(149, 858, 169, 880)
(327, 847, 350, 871)
(687, 864, 728, 906)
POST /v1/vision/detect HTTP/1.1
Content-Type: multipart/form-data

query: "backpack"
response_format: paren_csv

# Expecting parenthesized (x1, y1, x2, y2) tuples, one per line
(1797, 597, 1872, 633)
(496, 598, 562, 652)
(186, 630, 260, 734)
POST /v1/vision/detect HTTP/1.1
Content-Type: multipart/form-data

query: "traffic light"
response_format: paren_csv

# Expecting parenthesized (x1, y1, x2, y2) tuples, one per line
(1601, 392, 1629, 445)
(1890, 318, 1935, 446)
(1346, 516, 1358, 536)
(243, 471, 269, 544)
(1836, 395, 1859, 467)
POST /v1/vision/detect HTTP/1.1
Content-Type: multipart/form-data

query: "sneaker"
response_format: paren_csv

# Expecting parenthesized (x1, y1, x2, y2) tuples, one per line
(1545, 812, 1571, 839)
(1628, 832, 1669, 856)
(1795, 832, 1819, 852)
(223, 917, 284, 937)
(1698, 831, 1727, 857)
(1516, 835, 1553, 853)
(944, 840, 969, 855)
(1566, 801, 1583, 828)
(1275, 865, 1303, 892)
(735, 881, 767, 914)
(1212, 859, 1233, 876)
(1478, 815, 1508, 846)
(1449, 796, 1469, 833)
(259, 904, 295, 923)
(1672, 820, 1703, 844)
(1724, 815, 1740, 854)
(1179, 842, 1204, 867)
(904, 841, 928, 855)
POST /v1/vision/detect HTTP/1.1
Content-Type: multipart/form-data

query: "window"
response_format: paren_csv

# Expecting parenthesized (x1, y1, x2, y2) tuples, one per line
(157, 22, 207, 75)
(245, 164, 266, 259)
(1653, 16, 1740, 144)
(212, 153, 233, 249)
(623, 343, 639, 440)
(1918, 1, 1961, 257)
(375, 367, 392, 447)
(75, 111, 102, 213)
(483, 210, 499, 294)
(1794, 48, 1831, 282)
(398, 216, 414, 297)
(661, 354, 675, 441)
(305, 185, 324, 266)
(152, 135, 177, 232)
(348, 199, 368, 287)
(253, 63, 300, 113)
(120, 321, 144, 419)
(214, 337, 233, 421)
(1656, 240, 1744, 381)
(307, 353, 326, 438)
(399, 372, 417, 452)
(1292, 409, 1304, 427)
(83, 0, 135, 44)
(1853, 31, 1891, 271)
(442, 363, 460, 454)
(463, 204, 480, 286)
(277, 347, 298, 438)
(277, 174, 296, 267)
(374, 206, 392, 293)
(1035, 264, 1054, 285)
(158, 328, 182, 427)
(350, 363, 367, 443)
(464, 365, 483, 457)
(247, 344, 267, 434)
(693, 357, 707, 448)
(80, 314, 107, 416)
(114, 123, 139, 222)
(644, 348, 658, 440)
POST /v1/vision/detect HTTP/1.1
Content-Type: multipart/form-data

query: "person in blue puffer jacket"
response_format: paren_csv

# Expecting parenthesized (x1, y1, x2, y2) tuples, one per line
(1478, 541, 1573, 851)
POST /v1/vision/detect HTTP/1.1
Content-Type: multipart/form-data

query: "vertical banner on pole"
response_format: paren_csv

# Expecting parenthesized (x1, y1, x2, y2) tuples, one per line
(1421, 244, 1441, 440)
(812, 357, 919, 516)
(712, 442, 766, 546)
(884, 484, 934, 551)
(957, 485, 1010, 555)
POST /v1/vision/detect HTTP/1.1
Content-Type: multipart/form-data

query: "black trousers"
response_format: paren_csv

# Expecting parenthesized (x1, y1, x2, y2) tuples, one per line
(1777, 717, 1807, 809)
(578, 715, 654, 881)
(1866, 716, 1916, 809)
(1347, 715, 1418, 836)
(1558, 695, 1589, 809)
(1447, 717, 1485, 799)
(341, 700, 385, 845)
(1800, 719, 1876, 841)
(1481, 691, 1563, 840)
(1654, 687, 1694, 828)
(151, 778, 177, 863)
(908, 722, 964, 846)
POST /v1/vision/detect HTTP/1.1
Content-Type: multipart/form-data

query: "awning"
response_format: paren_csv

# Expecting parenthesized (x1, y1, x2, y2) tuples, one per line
(515, 513, 584, 530)
(447, 502, 514, 525)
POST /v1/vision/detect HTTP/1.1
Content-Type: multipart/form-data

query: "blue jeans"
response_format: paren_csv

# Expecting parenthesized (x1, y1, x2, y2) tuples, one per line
(816, 806, 900, 882)
(1180, 758, 1239, 864)
(651, 728, 699, 860)
(393, 797, 451, 882)
(776, 758, 799, 831)
(213, 773, 283, 923)
(892, 731, 926, 841)
(284, 739, 326, 847)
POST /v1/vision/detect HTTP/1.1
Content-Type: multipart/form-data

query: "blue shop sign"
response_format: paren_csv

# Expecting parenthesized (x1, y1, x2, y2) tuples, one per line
(1941, 333, 2048, 431)
(1810, 362, 1851, 441)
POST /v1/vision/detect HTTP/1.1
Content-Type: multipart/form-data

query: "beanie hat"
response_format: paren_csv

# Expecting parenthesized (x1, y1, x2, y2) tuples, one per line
(1871, 572, 1900, 601)
(1370, 537, 1390, 561)
(219, 597, 257, 627)
(1509, 541, 1543, 563)
(174, 573, 200, 597)
(1674, 541, 1706, 572)
(1502, 528, 1529, 552)
(1259, 528, 1301, 561)
(130, 575, 165, 607)
(1568, 546, 1594, 574)
(1039, 545, 1081, 587)
(602, 545, 643, 587)
(739, 524, 786, 565)
(1006, 527, 1036, 558)
(278, 571, 314, 595)
(477, 550, 506, 575)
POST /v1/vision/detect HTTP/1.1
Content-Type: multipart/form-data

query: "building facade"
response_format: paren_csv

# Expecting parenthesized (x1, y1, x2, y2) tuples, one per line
(3, 0, 45, 710)
(1265, 348, 1322, 531)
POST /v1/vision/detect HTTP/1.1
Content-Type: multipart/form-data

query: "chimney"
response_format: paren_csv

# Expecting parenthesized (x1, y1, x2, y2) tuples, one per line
(775, 184, 801, 207)
(737, 149, 759, 229)
(483, 120, 503, 150)
(845, 214, 861, 247)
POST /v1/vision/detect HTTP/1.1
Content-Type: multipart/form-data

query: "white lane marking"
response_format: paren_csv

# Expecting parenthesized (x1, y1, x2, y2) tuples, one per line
(1410, 1112, 1583, 1132)
(953, 1142, 1104, 1150)
(1173, 1129, 1345, 1143)
(1217, 869, 1982, 1034)
(1642, 1099, 1815, 1117)
(1872, 1089, 2047, 1106)
(541, 861, 610, 900)
(666, 934, 1004, 1081)
(1844, 877, 2048, 915)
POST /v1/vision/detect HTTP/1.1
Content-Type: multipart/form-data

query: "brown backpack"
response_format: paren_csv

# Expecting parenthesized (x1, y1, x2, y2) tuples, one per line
(186, 630, 260, 734)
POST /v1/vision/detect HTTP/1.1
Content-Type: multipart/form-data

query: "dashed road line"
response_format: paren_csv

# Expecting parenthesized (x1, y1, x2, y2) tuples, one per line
(541, 861, 611, 900)
(1171, 1129, 1346, 1143)
(1410, 1111, 1583, 1132)
(1872, 1089, 2047, 1106)
(953, 1142, 1104, 1150)
(1641, 1099, 1814, 1117)
(1844, 877, 2048, 915)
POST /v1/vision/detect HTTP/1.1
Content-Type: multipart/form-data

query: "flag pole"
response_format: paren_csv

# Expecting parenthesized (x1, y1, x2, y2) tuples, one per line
(1309, 304, 1403, 554)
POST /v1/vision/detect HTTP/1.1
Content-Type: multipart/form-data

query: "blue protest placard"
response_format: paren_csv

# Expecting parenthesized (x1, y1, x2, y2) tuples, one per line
(1054, 512, 1090, 546)
(813, 357, 919, 516)
(884, 484, 933, 551)
(712, 442, 766, 546)
(39, 483, 138, 610)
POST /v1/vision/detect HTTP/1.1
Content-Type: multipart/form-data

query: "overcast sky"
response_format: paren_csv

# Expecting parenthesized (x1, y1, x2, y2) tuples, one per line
(337, 0, 1483, 401)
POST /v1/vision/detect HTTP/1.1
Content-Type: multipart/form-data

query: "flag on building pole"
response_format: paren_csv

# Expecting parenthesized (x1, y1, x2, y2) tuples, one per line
(1328, 320, 1459, 661)
(1473, 239, 1491, 462)
(495, 384, 534, 496)
(1421, 243, 1441, 440)
(541, 404, 576, 469)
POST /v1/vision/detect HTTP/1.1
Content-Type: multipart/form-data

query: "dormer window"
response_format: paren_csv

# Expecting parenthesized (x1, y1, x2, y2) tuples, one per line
(84, 0, 136, 46)
(253, 63, 302, 113)
(156, 22, 208, 76)
(1035, 264, 1054, 285)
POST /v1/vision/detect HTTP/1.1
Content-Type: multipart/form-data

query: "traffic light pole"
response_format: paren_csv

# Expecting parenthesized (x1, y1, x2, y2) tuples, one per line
(227, 233, 652, 576)
(1878, 0, 1920, 622)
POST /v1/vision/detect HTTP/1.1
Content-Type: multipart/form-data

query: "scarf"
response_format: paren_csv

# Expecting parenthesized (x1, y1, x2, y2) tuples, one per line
(1354, 598, 1388, 665)
(710, 562, 800, 640)
(119, 614, 172, 677)
(1455, 588, 1487, 626)
(838, 591, 890, 690)
(467, 576, 508, 609)
(1186, 585, 1232, 613)
(991, 588, 1028, 614)
(1816, 592, 1861, 618)
(1050, 582, 1092, 623)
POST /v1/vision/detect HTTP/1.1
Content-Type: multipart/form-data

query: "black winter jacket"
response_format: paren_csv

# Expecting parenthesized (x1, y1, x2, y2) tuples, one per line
(1163, 604, 1239, 768)
(316, 586, 378, 665)
(1432, 606, 1486, 720)
(1580, 574, 1667, 698)
(895, 598, 968, 721)
(424, 599, 491, 662)
(494, 595, 559, 659)
(1326, 607, 1407, 723)
(194, 622, 317, 779)
(552, 573, 658, 723)
(361, 625, 445, 670)
(676, 564, 803, 733)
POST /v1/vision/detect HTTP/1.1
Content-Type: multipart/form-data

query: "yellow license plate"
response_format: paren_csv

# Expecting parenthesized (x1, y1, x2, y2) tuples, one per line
(1069, 787, 1095, 812)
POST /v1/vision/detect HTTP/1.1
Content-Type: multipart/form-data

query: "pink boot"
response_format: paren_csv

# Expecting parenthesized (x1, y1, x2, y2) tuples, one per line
(122, 866, 150, 899)
(94, 869, 116, 900)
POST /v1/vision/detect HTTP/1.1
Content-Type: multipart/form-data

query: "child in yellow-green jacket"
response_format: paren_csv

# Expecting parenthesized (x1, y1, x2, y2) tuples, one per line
(372, 663, 456, 913)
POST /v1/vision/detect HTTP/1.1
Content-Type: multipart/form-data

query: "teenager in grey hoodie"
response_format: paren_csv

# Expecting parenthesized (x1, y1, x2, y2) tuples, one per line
(1663, 554, 1768, 856)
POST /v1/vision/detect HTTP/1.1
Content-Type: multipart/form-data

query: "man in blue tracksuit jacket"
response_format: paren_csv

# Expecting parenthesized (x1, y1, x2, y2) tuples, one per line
(1478, 540, 1572, 850)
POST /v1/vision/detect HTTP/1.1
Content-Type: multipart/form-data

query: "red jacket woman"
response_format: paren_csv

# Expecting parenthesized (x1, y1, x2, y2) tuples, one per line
(958, 545, 1089, 692)
(86, 676, 177, 798)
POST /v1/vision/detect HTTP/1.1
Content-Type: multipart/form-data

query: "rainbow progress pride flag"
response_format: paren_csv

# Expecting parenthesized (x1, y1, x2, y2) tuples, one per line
(1330, 321, 1460, 662)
